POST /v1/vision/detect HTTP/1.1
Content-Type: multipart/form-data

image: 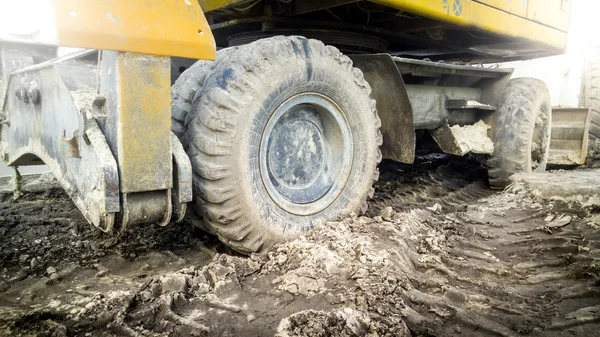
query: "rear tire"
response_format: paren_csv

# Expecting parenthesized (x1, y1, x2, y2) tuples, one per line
(487, 78, 552, 189)
(181, 36, 382, 253)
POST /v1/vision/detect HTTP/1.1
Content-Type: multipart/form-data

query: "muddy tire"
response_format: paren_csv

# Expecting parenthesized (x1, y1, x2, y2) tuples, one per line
(579, 60, 600, 140)
(487, 78, 551, 189)
(181, 36, 381, 253)
(171, 47, 238, 141)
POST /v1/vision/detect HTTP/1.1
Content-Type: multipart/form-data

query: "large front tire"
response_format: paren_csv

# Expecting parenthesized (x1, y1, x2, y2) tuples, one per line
(171, 47, 238, 141)
(182, 36, 382, 253)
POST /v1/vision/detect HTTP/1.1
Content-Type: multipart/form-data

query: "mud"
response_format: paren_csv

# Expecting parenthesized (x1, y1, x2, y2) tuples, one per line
(0, 157, 599, 337)
(588, 139, 600, 168)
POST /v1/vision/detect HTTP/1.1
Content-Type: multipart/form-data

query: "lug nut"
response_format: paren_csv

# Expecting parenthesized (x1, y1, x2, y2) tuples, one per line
(27, 86, 40, 104)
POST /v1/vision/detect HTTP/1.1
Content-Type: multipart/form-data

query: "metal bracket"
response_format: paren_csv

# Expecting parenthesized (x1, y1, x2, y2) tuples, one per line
(1, 48, 192, 235)
(1, 53, 120, 231)
(172, 133, 193, 223)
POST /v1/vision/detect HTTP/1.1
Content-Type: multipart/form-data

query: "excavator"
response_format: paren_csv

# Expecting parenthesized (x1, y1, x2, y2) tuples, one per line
(0, 0, 589, 253)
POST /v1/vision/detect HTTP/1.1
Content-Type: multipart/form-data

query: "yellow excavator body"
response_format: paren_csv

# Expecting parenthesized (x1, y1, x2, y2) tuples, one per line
(50, 0, 216, 60)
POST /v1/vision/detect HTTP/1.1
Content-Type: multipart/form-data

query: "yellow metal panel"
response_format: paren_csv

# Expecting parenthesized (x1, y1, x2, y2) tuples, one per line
(369, 0, 567, 51)
(527, 0, 571, 32)
(114, 52, 173, 193)
(51, 0, 216, 60)
(474, 0, 527, 17)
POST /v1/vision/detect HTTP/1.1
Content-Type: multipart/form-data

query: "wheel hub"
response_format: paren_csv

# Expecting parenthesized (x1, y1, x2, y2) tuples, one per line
(260, 93, 352, 215)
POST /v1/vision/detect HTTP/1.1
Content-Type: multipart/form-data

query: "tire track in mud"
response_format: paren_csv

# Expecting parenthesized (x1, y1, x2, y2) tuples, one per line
(390, 182, 600, 337)
(365, 157, 600, 336)
(368, 156, 493, 216)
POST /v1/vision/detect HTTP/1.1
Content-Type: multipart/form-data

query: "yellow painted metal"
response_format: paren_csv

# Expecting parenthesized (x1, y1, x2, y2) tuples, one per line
(368, 0, 567, 51)
(201, 0, 567, 51)
(527, 0, 571, 33)
(104, 52, 173, 193)
(199, 0, 249, 12)
(474, 0, 527, 17)
(117, 53, 172, 192)
(50, 0, 216, 60)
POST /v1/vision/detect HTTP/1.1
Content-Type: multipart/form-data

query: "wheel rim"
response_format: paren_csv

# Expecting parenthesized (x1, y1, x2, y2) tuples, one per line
(260, 93, 353, 216)
(531, 106, 550, 171)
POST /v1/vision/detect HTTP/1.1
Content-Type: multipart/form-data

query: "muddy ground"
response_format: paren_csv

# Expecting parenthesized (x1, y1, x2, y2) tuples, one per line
(0, 156, 599, 337)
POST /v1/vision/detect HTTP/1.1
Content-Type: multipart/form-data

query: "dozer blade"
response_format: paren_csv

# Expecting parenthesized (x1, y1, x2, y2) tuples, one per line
(548, 107, 591, 165)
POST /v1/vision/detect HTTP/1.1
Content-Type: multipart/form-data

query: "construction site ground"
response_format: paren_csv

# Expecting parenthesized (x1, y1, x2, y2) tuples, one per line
(0, 155, 599, 337)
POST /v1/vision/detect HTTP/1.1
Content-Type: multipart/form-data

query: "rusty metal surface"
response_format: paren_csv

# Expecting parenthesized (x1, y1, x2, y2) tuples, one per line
(350, 54, 415, 164)
(548, 107, 590, 166)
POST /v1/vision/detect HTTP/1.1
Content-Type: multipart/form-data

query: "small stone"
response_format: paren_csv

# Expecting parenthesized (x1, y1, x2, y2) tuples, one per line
(46, 266, 57, 275)
(277, 254, 288, 265)
(95, 269, 108, 278)
(380, 206, 394, 220)
(0, 280, 9, 292)
(46, 272, 61, 285)
(351, 268, 369, 279)
(281, 283, 299, 295)
(246, 314, 256, 322)
(161, 274, 188, 294)
(30, 257, 39, 269)
(19, 254, 30, 263)
(426, 203, 443, 212)
(196, 283, 210, 295)
(544, 214, 555, 222)
(325, 292, 339, 304)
